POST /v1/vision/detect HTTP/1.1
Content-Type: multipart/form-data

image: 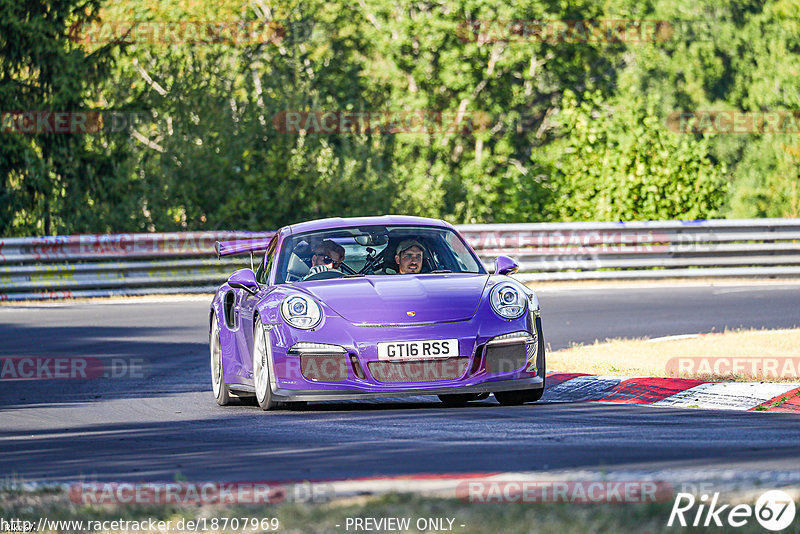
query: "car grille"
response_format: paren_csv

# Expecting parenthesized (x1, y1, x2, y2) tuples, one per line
(368, 357, 468, 383)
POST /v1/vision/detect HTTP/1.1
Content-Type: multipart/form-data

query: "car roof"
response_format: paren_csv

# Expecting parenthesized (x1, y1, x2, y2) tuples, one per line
(285, 215, 454, 235)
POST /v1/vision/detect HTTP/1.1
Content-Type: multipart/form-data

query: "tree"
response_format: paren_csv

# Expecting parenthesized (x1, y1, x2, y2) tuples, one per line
(0, 0, 130, 236)
(540, 90, 727, 221)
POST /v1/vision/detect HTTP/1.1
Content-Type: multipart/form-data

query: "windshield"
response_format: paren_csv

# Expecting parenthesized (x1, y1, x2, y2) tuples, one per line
(275, 225, 485, 284)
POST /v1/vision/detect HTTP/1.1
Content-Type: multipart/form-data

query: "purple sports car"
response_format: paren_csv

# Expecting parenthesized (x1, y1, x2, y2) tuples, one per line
(210, 215, 545, 409)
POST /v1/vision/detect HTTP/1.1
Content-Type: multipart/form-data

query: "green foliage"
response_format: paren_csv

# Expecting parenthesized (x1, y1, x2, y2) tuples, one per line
(727, 137, 800, 218)
(540, 90, 727, 221)
(92, 0, 404, 231)
(1, 0, 796, 236)
(613, 0, 800, 220)
(0, 0, 134, 236)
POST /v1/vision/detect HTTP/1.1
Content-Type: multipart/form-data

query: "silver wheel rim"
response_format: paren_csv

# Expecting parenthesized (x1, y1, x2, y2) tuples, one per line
(211, 323, 222, 398)
(254, 324, 269, 402)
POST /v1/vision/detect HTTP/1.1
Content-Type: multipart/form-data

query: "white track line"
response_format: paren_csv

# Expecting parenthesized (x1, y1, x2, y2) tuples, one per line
(653, 382, 800, 411)
(543, 375, 624, 402)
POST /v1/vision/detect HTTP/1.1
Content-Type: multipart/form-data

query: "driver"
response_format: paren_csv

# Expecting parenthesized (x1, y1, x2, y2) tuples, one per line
(394, 239, 425, 274)
(303, 239, 345, 280)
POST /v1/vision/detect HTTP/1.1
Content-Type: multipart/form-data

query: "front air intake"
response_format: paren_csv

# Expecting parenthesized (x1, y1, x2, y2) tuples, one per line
(483, 331, 537, 374)
(299, 354, 349, 381)
(289, 343, 349, 381)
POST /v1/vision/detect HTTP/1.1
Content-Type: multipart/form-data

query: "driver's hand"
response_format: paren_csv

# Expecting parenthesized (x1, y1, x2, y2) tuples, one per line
(302, 265, 331, 280)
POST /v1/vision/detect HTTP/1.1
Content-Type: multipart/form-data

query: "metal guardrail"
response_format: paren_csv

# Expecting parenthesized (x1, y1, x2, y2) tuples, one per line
(459, 218, 800, 282)
(0, 232, 272, 300)
(1, 219, 799, 300)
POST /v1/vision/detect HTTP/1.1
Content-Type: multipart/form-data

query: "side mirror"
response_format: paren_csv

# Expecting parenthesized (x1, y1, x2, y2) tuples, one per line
(494, 256, 519, 276)
(228, 268, 259, 295)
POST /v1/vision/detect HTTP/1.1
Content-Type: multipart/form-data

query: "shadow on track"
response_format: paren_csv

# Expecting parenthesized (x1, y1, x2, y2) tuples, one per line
(0, 323, 209, 409)
(3, 399, 800, 483)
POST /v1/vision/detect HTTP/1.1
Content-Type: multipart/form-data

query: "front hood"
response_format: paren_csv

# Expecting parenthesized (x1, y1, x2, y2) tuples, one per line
(299, 274, 490, 324)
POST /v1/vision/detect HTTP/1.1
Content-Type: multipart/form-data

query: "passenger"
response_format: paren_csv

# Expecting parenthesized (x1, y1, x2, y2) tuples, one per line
(394, 239, 425, 274)
(303, 240, 345, 280)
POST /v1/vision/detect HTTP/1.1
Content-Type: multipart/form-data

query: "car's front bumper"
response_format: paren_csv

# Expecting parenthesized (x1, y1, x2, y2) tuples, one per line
(273, 376, 542, 402)
(230, 376, 543, 402)
(246, 303, 545, 401)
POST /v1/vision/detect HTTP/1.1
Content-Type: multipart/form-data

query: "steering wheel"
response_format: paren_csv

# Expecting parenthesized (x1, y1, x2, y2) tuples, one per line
(303, 269, 345, 281)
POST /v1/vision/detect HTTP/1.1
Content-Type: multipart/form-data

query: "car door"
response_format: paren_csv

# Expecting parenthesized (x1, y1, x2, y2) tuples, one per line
(237, 236, 278, 382)
(218, 283, 249, 384)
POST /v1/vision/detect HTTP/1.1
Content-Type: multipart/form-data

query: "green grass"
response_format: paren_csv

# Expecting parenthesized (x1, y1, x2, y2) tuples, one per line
(754, 389, 800, 411)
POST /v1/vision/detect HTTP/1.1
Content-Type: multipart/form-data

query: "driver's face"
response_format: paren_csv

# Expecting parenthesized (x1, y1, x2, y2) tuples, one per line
(312, 250, 342, 267)
(396, 246, 423, 274)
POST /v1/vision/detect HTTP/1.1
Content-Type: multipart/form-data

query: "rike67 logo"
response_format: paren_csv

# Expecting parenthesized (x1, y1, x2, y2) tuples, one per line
(668, 490, 796, 531)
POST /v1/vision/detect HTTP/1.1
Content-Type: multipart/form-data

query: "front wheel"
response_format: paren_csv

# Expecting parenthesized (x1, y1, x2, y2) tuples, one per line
(253, 317, 277, 410)
(210, 317, 232, 406)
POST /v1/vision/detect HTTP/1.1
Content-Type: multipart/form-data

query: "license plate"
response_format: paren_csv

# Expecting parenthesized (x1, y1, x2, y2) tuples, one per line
(377, 339, 459, 361)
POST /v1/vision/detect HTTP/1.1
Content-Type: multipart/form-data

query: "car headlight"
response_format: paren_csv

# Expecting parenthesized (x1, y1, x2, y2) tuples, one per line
(281, 294, 322, 329)
(490, 283, 527, 319)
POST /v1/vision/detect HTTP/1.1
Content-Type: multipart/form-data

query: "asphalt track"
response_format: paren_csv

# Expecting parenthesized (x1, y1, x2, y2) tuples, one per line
(1, 283, 800, 483)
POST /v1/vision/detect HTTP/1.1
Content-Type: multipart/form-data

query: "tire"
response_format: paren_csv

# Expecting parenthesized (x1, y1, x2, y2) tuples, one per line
(494, 316, 547, 406)
(438, 393, 487, 406)
(494, 387, 544, 406)
(210, 317, 232, 406)
(253, 317, 277, 410)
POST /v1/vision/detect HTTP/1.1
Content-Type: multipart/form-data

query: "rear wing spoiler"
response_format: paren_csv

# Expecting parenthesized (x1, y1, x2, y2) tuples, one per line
(215, 234, 275, 258)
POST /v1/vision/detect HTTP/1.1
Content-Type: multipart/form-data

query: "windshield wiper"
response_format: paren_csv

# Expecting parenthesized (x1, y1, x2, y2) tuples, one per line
(430, 269, 452, 273)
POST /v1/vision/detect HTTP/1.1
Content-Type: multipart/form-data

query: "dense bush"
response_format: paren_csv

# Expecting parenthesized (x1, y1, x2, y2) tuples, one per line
(540, 90, 727, 221)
